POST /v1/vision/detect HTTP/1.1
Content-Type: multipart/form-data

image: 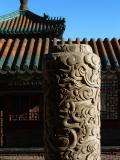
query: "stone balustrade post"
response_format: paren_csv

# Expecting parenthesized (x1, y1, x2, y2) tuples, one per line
(44, 44, 101, 160)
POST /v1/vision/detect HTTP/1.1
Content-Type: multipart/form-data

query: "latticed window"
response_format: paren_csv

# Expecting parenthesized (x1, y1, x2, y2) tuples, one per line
(1, 93, 44, 147)
(101, 79, 119, 120)
(9, 106, 41, 121)
(8, 95, 42, 121)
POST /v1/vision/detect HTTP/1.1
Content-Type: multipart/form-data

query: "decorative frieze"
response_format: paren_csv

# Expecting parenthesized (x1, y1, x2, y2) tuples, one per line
(44, 44, 101, 160)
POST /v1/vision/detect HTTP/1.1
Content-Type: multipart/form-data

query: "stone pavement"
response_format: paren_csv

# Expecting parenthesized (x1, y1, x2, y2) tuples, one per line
(0, 154, 45, 160)
(1, 154, 120, 160)
(102, 155, 120, 160)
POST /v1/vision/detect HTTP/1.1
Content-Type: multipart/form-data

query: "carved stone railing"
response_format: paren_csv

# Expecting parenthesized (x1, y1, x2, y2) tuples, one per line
(44, 44, 101, 160)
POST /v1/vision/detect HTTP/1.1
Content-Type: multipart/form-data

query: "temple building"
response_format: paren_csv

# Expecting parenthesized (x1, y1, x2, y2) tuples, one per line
(0, 0, 65, 149)
(0, 0, 120, 159)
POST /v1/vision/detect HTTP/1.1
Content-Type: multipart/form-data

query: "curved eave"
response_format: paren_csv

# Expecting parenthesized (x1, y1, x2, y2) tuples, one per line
(0, 37, 119, 75)
(0, 31, 65, 39)
(0, 10, 65, 38)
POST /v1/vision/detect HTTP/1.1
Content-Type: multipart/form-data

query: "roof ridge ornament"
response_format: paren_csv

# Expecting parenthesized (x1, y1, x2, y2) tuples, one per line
(20, 0, 28, 10)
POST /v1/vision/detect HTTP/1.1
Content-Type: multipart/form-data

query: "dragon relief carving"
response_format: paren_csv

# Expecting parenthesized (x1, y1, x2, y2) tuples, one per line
(45, 44, 101, 160)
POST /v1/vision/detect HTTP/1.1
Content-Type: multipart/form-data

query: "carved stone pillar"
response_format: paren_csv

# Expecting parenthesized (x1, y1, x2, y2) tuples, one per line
(44, 44, 101, 160)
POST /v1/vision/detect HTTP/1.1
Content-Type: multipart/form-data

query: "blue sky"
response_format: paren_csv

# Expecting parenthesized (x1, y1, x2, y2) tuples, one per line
(0, 0, 120, 40)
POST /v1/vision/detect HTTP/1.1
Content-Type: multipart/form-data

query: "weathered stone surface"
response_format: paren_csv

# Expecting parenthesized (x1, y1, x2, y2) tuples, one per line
(44, 44, 101, 160)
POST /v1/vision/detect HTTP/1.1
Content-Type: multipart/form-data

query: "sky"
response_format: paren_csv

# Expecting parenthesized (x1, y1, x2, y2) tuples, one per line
(0, 0, 120, 40)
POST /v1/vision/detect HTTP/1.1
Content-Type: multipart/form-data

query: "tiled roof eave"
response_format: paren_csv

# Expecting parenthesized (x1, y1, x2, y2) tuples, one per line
(0, 10, 65, 38)
(0, 29, 65, 39)
(0, 37, 119, 74)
